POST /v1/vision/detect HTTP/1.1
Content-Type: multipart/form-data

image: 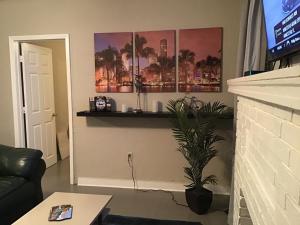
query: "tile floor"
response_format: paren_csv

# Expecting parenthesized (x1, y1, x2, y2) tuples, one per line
(42, 158, 229, 225)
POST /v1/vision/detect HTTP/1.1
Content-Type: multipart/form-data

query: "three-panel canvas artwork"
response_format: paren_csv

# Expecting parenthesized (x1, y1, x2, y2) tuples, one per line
(94, 27, 222, 93)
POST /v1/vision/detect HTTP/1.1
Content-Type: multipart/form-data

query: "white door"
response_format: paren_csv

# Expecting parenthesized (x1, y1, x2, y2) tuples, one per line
(21, 43, 57, 168)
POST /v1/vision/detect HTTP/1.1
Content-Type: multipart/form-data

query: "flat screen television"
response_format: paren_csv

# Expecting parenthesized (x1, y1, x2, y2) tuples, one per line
(262, 0, 300, 61)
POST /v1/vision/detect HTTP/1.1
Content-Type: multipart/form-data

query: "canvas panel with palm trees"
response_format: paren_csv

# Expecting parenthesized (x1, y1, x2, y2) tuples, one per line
(179, 28, 222, 92)
(94, 32, 133, 93)
(135, 30, 176, 92)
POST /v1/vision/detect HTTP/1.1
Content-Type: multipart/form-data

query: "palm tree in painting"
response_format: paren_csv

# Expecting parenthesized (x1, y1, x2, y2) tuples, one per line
(135, 34, 155, 74)
(115, 55, 125, 84)
(157, 56, 176, 82)
(196, 56, 221, 82)
(118, 40, 133, 86)
(211, 56, 221, 79)
(179, 49, 195, 84)
(206, 55, 221, 81)
(195, 59, 207, 80)
(120, 41, 133, 84)
(98, 46, 118, 89)
(135, 34, 147, 74)
(95, 52, 106, 87)
(206, 56, 213, 81)
(148, 63, 161, 75)
(95, 52, 103, 68)
(215, 49, 222, 78)
(121, 41, 133, 62)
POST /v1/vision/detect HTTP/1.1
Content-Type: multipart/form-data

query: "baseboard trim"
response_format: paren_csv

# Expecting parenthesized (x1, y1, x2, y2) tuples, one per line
(77, 177, 185, 192)
(77, 177, 230, 195)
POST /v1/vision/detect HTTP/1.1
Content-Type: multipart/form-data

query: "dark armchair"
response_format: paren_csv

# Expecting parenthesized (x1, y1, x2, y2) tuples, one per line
(0, 144, 46, 225)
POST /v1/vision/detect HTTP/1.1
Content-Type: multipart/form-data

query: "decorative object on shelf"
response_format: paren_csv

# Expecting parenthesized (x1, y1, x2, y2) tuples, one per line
(152, 100, 159, 113)
(134, 74, 143, 113)
(135, 30, 176, 92)
(94, 32, 133, 93)
(89, 97, 96, 112)
(121, 104, 128, 113)
(178, 28, 223, 92)
(167, 96, 229, 214)
(94, 96, 112, 112)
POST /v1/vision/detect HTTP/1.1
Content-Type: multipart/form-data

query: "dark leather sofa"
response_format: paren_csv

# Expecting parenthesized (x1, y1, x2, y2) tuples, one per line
(0, 144, 46, 225)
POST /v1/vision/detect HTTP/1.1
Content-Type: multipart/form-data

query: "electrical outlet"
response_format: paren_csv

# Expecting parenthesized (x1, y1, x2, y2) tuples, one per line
(127, 152, 133, 159)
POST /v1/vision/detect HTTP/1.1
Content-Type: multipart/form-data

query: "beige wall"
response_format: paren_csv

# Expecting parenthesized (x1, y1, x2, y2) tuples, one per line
(0, 0, 241, 193)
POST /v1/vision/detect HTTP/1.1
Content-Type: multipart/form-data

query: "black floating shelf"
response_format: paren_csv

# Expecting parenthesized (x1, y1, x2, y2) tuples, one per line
(76, 111, 175, 118)
(76, 110, 234, 119)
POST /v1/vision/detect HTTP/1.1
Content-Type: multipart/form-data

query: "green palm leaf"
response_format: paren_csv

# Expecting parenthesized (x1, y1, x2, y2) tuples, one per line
(167, 97, 228, 189)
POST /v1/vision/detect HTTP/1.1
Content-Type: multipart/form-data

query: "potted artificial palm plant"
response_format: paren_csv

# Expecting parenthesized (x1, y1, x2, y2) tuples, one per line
(167, 97, 229, 214)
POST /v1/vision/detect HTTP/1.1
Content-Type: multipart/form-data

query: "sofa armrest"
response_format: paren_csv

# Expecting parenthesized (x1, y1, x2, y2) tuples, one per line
(0, 144, 46, 181)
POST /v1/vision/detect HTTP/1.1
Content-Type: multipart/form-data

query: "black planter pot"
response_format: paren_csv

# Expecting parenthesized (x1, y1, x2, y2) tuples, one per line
(185, 187, 213, 214)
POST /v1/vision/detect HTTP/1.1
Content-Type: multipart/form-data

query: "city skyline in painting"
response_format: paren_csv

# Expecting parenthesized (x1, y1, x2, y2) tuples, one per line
(135, 30, 176, 92)
(94, 32, 133, 93)
(94, 28, 223, 93)
(178, 28, 222, 92)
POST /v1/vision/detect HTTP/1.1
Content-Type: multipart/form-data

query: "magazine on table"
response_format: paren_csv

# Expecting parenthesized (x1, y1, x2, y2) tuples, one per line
(48, 204, 73, 221)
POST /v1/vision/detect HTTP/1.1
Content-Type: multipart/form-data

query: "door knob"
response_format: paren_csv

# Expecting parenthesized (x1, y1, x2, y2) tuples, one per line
(52, 113, 57, 117)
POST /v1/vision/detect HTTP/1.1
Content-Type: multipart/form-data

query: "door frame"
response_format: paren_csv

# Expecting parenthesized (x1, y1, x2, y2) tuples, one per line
(9, 34, 75, 184)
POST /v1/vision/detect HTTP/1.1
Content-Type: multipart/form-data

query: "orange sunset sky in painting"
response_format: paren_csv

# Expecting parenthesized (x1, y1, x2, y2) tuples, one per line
(136, 30, 175, 57)
(179, 28, 222, 61)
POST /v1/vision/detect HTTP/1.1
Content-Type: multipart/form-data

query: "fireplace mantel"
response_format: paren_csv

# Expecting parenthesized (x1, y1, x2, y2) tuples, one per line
(228, 66, 300, 225)
(228, 66, 300, 110)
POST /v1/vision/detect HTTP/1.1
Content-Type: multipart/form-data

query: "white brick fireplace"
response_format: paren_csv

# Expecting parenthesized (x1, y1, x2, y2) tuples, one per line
(227, 66, 300, 225)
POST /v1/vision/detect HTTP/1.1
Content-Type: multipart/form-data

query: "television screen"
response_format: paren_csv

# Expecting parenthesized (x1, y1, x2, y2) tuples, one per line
(262, 0, 300, 61)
